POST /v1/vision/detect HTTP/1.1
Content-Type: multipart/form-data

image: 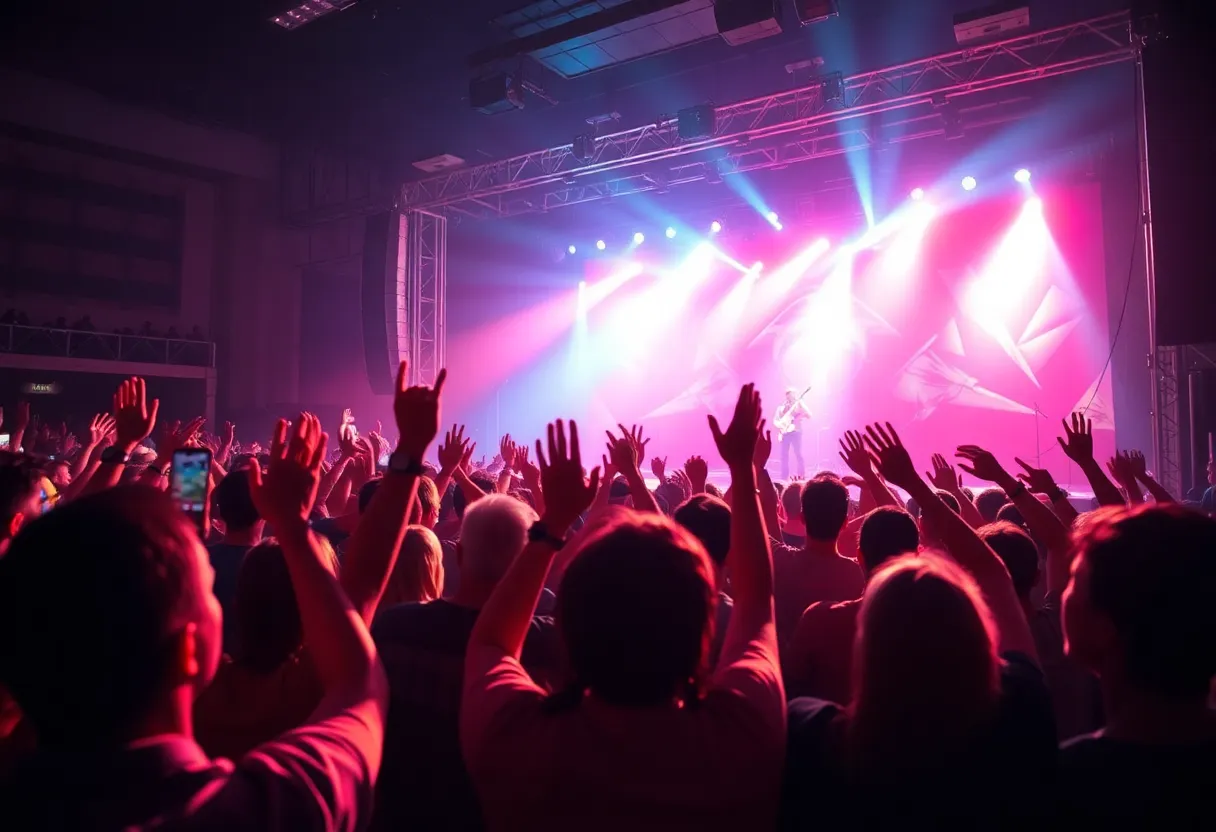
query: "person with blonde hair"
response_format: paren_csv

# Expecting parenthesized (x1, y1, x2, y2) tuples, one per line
(380, 525, 444, 608)
(782, 423, 1056, 828)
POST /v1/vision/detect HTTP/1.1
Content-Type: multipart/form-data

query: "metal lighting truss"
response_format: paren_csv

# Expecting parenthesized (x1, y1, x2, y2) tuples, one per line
(1155, 345, 1182, 499)
(406, 210, 447, 388)
(401, 11, 1134, 219)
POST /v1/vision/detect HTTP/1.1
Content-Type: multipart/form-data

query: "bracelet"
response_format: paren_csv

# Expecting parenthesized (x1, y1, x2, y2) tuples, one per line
(527, 521, 566, 550)
(1005, 481, 1028, 499)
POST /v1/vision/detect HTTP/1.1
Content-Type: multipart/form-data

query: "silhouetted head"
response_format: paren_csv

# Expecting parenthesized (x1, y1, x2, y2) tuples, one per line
(556, 512, 716, 707)
(1063, 504, 1216, 700)
(801, 475, 849, 543)
(979, 521, 1039, 602)
(857, 506, 919, 576)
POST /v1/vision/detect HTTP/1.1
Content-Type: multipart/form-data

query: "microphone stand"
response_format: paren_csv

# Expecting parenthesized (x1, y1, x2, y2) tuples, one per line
(1032, 402, 1049, 469)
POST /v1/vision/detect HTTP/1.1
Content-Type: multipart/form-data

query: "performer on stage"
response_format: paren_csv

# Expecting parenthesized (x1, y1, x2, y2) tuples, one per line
(774, 387, 812, 479)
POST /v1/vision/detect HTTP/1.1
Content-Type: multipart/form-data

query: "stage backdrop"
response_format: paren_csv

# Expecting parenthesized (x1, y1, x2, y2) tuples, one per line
(448, 182, 1114, 492)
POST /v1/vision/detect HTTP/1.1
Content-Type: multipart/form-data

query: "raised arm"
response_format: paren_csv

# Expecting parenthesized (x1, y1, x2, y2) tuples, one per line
(84, 377, 159, 495)
(1058, 412, 1125, 507)
(927, 453, 986, 529)
(1128, 449, 1175, 504)
(1013, 456, 1080, 528)
(496, 435, 517, 494)
(957, 444, 1072, 563)
(137, 417, 205, 489)
(866, 423, 1037, 663)
(469, 421, 599, 659)
(340, 361, 445, 624)
(248, 413, 387, 718)
(709, 384, 773, 641)
(1107, 451, 1146, 505)
(607, 425, 660, 514)
(684, 455, 708, 496)
(839, 429, 900, 509)
(70, 414, 114, 481)
(753, 426, 783, 538)
(516, 445, 545, 517)
(432, 424, 467, 498)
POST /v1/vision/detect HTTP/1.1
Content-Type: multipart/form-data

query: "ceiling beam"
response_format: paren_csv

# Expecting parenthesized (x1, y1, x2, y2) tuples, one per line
(468, 0, 693, 68)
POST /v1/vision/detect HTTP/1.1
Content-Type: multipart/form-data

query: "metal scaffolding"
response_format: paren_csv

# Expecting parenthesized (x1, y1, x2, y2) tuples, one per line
(401, 11, 1134, 218)
(406, 210, 447, 388)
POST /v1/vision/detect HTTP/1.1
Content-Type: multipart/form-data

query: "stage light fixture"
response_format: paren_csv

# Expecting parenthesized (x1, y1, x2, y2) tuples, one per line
(1014, 168, 1032, 183)
(665, 226, 677, 239)
(270, 0, 359, 31)
(567, 244, 577, 255)
(596, 239, 607, 251)
(633, 232, 645, 244)
(910, 187, 925, 201)
(710, 220, 723, 234)
(961, 176, 977, 191)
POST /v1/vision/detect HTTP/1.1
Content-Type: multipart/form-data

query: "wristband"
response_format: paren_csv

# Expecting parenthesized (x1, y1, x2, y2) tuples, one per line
(528, 521, 566, 550)
(1047, 486, 1068, 503)
(100, 446, 130, 465)
(1005, 481, 1028, 499)
(387, 450, 425, 476)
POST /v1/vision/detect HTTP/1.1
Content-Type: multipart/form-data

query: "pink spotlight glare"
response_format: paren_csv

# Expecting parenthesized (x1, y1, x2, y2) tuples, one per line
(910, 187, 925, 201)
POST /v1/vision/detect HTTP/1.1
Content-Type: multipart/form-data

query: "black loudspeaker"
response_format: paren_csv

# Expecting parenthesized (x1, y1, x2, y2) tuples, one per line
(1139, 5, 1216, 346)
(362, 210, 408, 395)
(714, 0, 782, 46)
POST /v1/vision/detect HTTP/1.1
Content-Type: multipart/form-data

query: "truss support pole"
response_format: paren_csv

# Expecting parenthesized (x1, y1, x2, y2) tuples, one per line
(405, 210, 447, 388)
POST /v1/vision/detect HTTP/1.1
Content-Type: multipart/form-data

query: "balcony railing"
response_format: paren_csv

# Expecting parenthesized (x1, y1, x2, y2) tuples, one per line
(0, 324, 215, 368)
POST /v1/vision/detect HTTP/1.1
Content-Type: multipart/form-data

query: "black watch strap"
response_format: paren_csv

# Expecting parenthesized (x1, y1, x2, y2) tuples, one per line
(528, 521, 566, 549)
(387, 450, 425, 476)
(1005, 481, 1028, 499)
(100, 445, 130, 465)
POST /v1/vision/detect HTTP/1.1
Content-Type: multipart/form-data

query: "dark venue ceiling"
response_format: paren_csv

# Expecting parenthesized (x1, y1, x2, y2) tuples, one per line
(0, 0, 1127, 178)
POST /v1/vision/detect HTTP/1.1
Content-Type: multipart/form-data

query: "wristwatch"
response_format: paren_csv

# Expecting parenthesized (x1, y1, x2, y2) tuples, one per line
(1047, 486, 1068, 503)
(528, 520, 566, 550)
(387, 450, 425, 476)
(1005, 480, 1028, 499)
(100, 446, 130, 465)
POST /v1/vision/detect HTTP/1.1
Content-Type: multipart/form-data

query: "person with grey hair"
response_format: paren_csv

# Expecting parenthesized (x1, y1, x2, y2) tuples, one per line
(370, 494, 560, 831)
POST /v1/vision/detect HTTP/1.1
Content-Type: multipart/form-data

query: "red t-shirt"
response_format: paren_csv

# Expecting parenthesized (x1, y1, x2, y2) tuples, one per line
(771, 542, 865, 650)
(783, 597, 862, 704)
(460, 623, 786, 831)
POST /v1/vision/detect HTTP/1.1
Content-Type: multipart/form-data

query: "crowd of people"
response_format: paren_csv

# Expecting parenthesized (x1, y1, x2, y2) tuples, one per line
(0, 362, 1211, 830)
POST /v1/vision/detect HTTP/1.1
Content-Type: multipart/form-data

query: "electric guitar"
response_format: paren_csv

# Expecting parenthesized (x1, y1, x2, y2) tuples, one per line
(774, 385, 812, 437)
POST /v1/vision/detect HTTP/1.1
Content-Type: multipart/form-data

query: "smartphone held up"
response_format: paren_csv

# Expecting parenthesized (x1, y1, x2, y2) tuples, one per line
(171, 447, 211, 532)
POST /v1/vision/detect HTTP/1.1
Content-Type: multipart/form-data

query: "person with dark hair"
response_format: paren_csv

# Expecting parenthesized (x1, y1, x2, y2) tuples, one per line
(779, 480, 806, 546)
(209, 471, 264, 652)
(784, 506, 920, 701)
(975, 487, 1011, 523)
(673, 493, 734, 666)
(462, 388, 785, 826)
(0, 444, 386, 829)
(0, 452, 44, 556)
(771, 473, 865, 648)
(1058, 504, 1216, 826)
(783, 425, 1056, 828)
(194, 538, 334, 759)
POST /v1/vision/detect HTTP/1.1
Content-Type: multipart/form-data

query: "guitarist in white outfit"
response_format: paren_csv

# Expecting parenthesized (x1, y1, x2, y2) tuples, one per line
(774, 387, 812, 479)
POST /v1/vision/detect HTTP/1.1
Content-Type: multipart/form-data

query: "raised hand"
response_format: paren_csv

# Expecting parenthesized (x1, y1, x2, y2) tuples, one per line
(459, 441, 477, 473)
(112, 377, 159, 450)
(926, 453, 962, 492)
(248, 412, 328, 528)
(863, 422, 918, 491)
(605, 429, 639, 475)
(650, 455, 667, 481)
(393, 360, 446, 458)
(600, 453, 618, 485)
(536, 420, 600, 532)
(955, 445, 1010, 483)
(753, 423, 773, 472)
(1011, 457, 1056, 494)
(709, 383, 763, 471)
(838, 429, 877, 479)
(341, 408, 355, 426)
(1126, 449, 1149, 480)
(618, 423, 651, 468)
(684, 455, 709, 491)
(437, 424, 469, 472)
(220, 421, 235, 446)
(499, 434, 518, 471)
(1106, 450, 1137, 486)
(160, 416, 206, 457)
(671, 468, 694, 501)
(86, 413, 116, 445)
(1058, 411, 1094, 463)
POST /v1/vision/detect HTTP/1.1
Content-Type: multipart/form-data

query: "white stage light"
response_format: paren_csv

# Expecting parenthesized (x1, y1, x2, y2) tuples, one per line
(961, 176, 977, 191)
